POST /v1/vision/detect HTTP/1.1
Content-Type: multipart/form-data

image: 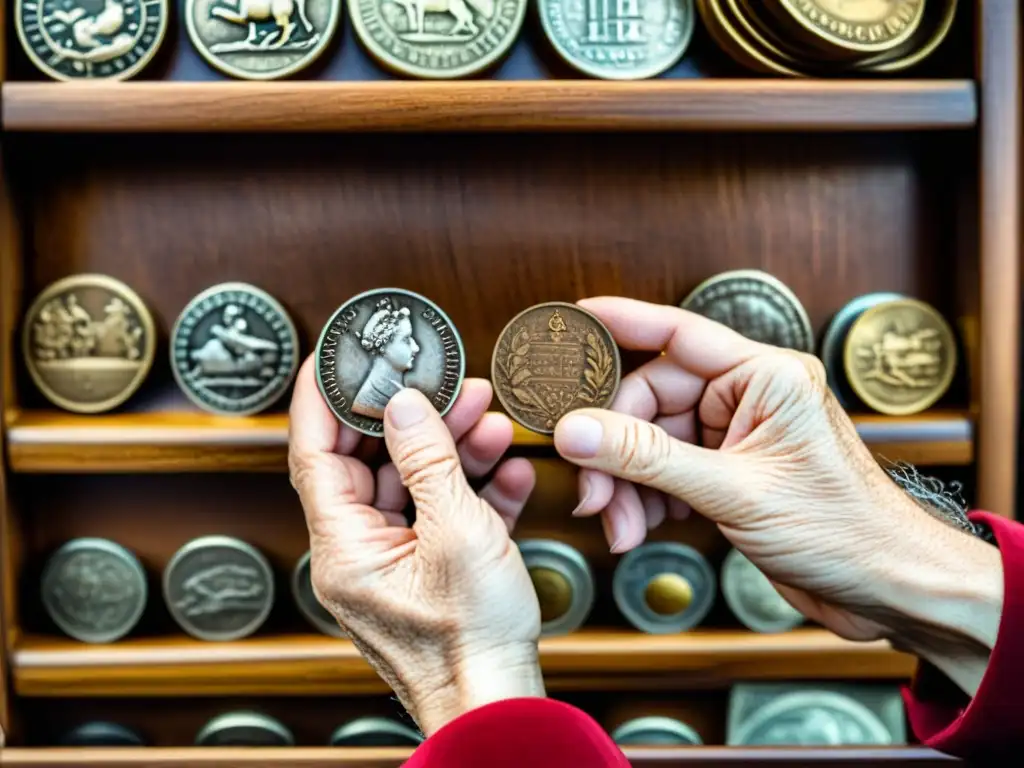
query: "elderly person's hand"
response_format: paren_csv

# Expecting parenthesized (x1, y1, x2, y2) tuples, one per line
(554, 297, 1003, 697)
(288, 357, 544, 736)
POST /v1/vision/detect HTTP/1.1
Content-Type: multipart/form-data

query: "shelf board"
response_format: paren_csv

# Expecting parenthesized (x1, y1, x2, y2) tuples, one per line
(11, 629, 915, 697)
(3, 409, 973, 473)
(1, 80, 977, 133)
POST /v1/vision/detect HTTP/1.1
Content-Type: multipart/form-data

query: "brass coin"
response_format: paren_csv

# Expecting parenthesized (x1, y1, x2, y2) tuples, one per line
(843, 298, 957, 416)
(530, 566, 574, 623)
(22, 274, 156, 414)
(644, 572, 693, 616)
(773, 0, 926, 56)
(491, 302, 621, 435)
(16, 0, 168, 81)
(854, 0, 957, 73)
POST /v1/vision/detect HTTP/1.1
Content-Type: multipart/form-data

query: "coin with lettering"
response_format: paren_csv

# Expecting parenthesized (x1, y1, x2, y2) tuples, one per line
(348, 0, 526, 78)
(721, 547, 803, 634)
(772, 0, 925, 55)
(41, 538, 148, 644)
(164, 535, 274, 642)
(681, 270, 814, 352)
(538, 0, 696, 80)
(316, 288, 465, 437)
(15, 0, 168, 81)
(612, 542, 715, 634)
(185, 0, 340, 79)
(22, 274, 156, 414)
(329, 717, 424, 747)
(291, 550, 345, 638)
(843, 298, 957, 416)
(195, 712, 295, 746)
(171, 283, 299, 417)
(611, 716, 703, 746)
(518, 539, 595, 636)
(732, 690, 893, 745)
(492, 302, 620, 435)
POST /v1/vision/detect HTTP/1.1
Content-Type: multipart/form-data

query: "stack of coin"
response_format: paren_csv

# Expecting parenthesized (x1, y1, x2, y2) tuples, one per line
(697, 0, 958, 76)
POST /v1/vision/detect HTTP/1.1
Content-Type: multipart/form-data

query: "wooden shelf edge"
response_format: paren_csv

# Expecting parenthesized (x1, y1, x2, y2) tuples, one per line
(1, 80, 977, 133)
(3, 409, 973, 473)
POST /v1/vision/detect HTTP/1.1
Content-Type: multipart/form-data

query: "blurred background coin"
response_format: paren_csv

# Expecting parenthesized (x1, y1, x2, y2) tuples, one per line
(611, 716, 703, 746)
(22, 274, 155, 413)
(41, 538, 148, 644)
(292, 550, 346, 638)
(59, 722, 146, 747)
(329, 717, 424, 747)
(613, 542, 715, 634)
(730, 690, 893, 745)
(195, 712, 294, 746)
(171, 282, 299, 416)
(518, 539, 595, 636)
(721, 547, 804, 634)
(164, 535, 274, 641)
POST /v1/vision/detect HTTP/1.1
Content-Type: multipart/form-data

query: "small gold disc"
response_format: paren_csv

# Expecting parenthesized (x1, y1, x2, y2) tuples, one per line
(530, 567, 574, 623)
(644, 573, 694, 616)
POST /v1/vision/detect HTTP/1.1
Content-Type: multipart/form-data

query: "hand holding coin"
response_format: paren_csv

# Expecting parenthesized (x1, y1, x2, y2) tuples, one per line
(289, 355, 543, 735)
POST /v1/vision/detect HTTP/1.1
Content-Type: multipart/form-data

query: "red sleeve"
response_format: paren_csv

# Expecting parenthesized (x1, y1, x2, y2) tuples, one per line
(404, 698, 629, 768)
(902, 510, 1024, 756)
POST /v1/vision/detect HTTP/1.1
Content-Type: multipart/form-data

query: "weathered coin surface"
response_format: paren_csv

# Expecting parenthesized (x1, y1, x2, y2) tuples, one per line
(41, 538, 148, 644)
(843, 298, 957, 416)
(329, 717, 424, 747)
(681, 270, 814, 352)
(774, 0, 925, 55)
(185, 0, 340, 79)
(16, 0, 168, 80)
(60, 722, 146, 747)
(519, 539, 595, 636)
(732, 690, 893, 745)
(612, 542, 715, 634)
(164, 535, 274, 642)
(195, 712, 295, 746)
(611, 716, 703, 746)
(348, 0, 526, 78)
(291, 550, 345, 638)
(538, 0, 696, 80)
(316, 288, 465, 437)
(721, 547, 803, 634)
(22, 274, 156, 414)
(492, 302, 620, 435)
(171, 283, 299, 416)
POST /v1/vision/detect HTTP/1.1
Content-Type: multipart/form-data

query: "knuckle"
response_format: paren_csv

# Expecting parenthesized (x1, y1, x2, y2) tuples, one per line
(616, 419, 673, 484)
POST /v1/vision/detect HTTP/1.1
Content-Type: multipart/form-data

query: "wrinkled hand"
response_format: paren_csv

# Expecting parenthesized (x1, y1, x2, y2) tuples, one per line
(288, 357, 544, 735)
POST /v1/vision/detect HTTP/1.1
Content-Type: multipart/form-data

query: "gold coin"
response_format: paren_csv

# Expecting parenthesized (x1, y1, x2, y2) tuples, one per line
(644, 573, 694, 615)
(22, 275, 156, 414)
(854, 0, 957, 73)
(774, 0, 926, 56)
(696, 0, 804, 77)
(530, 567, 574, 623)
(843, 298, 957, 416)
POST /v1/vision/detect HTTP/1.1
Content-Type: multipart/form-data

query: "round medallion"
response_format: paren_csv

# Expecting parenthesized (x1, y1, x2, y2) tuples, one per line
(329, 717, 424, 747)
(732, 691, 893, 745)
(291, 550, 346, 638)
(59, 722, 146, 747)
(613, 542, 715, 634)
(721, 547, 803, 633)
(171, 282, 299, 416)
(611, 716, 703, 746)
(195, 712, 295, 746)
(22, 274, 156, 414)
(315, 288, 466, 437)
(518, 539, 595, 636)
(774, 0, 926, 55)
(41, 538, 148, 644)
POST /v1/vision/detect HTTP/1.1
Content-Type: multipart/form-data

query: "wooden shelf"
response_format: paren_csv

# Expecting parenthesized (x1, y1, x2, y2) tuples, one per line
(3, 409, 973, 473)
(1, 80, 977, 133)
(11, 629, 916, 697)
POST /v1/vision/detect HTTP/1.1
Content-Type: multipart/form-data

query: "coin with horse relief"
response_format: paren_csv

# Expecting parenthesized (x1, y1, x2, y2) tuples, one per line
(186, 0, 340, 79)
(349, 0, 527, 78)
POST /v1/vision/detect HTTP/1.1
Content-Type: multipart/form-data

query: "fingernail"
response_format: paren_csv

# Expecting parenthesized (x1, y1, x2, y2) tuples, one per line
(388, 389, 429, 430)
(571, 479, 592, 517)
(604, 512, 630, 554)
(557, 415, 603, 459)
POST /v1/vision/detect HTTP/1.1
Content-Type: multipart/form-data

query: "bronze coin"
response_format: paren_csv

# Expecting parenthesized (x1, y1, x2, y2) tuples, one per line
(491, 302, 621, 435)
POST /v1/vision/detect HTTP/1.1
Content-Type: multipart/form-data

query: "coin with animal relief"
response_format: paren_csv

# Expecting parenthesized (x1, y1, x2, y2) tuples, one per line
(186, 0, 340, 79)
(23, 274, 156, 414)
(16, 0, 168, 80)
(171, 283, 299, 417)
(316, 288, 465, 437)
(492, 302, 620, 435)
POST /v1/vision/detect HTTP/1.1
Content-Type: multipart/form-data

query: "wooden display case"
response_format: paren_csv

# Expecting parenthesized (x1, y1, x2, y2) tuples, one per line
(0, 0, 1019, 765)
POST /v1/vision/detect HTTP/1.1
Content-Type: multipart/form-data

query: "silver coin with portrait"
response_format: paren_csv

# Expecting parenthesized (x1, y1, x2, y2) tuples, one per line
(721, 547, 804, 634)
(315, 288, 465, 436)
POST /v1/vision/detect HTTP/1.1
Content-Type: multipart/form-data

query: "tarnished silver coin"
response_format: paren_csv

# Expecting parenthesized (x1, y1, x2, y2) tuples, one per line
(316, 288, 465, 437)
(329, 717, 424, 747)
(611, 716, 703, 746)
(60, 722, 146, 747)
(163, 535, 274, 642)
(612, 542, 715, 634)
(171, 283, 299, 417)
(681, 269, 814, 352)
(721, 547, 803, 634)
(732, 690, 893, 746)
(518, 539, 595, 637)
(195, 712, 294, 746)
(291, 550, 345, 638)
(538, 0, 695, 80)
(41, 538, 148, 644)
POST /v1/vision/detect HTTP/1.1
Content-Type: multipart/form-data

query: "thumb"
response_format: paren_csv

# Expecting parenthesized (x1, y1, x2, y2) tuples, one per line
(553, 409, 735, 513)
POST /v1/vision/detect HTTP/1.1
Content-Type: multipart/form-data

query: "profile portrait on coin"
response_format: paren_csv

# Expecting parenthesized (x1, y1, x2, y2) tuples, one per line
(352, 300, 420, 419)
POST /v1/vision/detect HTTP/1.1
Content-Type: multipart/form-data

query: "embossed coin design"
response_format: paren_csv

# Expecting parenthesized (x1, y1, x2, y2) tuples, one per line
(518, 539, 595, 636)
(329, 717, 424, 747)
(681, 270, 814, 352)
(185, 0, 340, 79)
(721, 547, 803, 634)
(492, 302, 620, 435)
(16, 0, 168, 80)
(171, 283, 299, 416)
(843, 298, 957, 416)
(774, 0, 925, 55)
(195, 712, 295, 746)
(612, 716, 703, 746)
(292, 550, 346, 638)
(348, 0, 526, 78)
(538, 0, 695, 80)
(612, 542, 715, 634)
(164, 535, 274, 642)
(732, 691, 893, 745)
(41, 538, 148, 644)
(316, 288, 465, 437)
(22, 274, 156, 414)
